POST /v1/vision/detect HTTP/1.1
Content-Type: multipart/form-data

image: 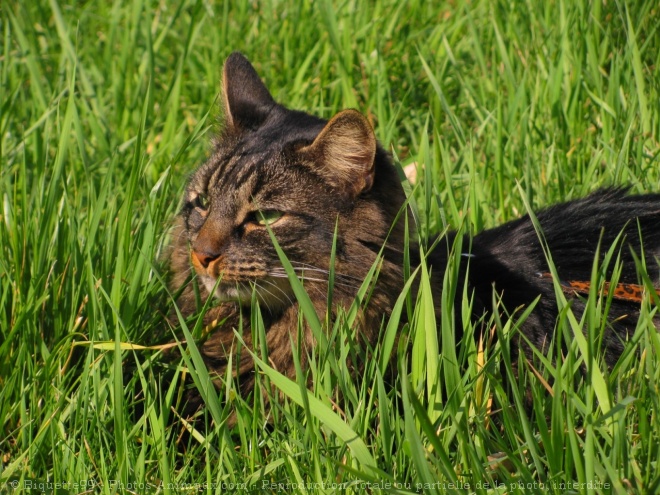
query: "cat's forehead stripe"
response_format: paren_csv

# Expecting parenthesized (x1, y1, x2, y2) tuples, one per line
(210, 153, 268, 200)
(207, 145, 244, 190)
(206, 155, 232, 191)
(232, 158, 263, 190)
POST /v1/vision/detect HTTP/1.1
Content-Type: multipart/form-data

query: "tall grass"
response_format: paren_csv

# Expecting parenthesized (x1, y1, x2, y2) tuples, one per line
(1, 0, 659, 493)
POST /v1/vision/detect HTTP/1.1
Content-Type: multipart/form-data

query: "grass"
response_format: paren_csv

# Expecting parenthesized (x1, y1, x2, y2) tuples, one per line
(1, 0, 660, 493)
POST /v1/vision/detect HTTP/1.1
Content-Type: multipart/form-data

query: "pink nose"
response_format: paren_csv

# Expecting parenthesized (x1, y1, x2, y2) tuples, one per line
(192, 250, 219, 269)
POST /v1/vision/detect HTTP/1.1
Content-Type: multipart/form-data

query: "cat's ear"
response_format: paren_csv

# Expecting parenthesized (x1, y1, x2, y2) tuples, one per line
(302, 109, 377, 197)
(222, 52, 275, 131)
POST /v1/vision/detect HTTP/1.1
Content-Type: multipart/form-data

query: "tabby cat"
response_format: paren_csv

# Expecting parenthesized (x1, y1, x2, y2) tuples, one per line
(170, 52, 660, 416)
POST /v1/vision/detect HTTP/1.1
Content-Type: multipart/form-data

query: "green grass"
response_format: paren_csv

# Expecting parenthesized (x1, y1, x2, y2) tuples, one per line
(1, 0, 660, 493)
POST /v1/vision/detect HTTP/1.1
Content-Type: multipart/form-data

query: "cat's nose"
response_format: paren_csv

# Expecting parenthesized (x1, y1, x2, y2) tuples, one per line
(192, 220, 229, 270)
(192, 249, 220, 269)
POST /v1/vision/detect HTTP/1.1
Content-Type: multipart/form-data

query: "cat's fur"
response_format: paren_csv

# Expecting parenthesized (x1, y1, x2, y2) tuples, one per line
(170, 52, 660, 416)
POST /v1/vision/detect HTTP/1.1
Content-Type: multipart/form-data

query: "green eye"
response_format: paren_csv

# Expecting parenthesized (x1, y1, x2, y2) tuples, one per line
(256, 210, 283, 226)
(195, 194, 209, 210)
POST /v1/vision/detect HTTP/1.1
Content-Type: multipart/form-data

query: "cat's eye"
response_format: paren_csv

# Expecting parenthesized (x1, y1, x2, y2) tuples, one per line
(254, 210, 283, 226)
(194, 194, 210, 210)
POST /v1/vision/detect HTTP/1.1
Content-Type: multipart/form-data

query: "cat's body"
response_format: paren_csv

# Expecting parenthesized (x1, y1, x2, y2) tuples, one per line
(170, 53, 660, 413)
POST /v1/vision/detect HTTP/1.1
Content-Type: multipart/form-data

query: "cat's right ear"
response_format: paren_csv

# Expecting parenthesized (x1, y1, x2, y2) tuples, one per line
(222, 52, 275, 131)
(301, 109, 377, 198)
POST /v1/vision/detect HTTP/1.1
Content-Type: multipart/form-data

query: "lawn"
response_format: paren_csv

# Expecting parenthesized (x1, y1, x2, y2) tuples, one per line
(1, 0, 659, 493)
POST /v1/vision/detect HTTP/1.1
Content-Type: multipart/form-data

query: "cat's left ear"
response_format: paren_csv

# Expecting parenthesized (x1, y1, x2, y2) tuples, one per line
(222, 52, 275, 131)
(301, 109, 377, 197)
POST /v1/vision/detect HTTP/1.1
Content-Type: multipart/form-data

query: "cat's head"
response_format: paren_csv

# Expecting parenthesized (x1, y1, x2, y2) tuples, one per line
(180, 52, 406, 311)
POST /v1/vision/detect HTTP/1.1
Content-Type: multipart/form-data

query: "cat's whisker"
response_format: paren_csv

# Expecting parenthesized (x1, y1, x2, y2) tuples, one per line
(267, 269, 361, 293)
(268, 272, 327, 300)
(306, 283, 326, 301)
(287, 262, 364, 282)
(250, 282, 278, 314)
(260, 278, 294, 307)
(274, 263, 361, 282)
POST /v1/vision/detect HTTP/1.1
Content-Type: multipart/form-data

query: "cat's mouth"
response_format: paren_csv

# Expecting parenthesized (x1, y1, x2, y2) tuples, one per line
(199, 274, 293, 311)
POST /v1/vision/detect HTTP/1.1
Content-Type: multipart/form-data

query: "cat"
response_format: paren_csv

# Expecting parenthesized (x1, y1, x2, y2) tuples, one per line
(169, 52, 660, 419)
